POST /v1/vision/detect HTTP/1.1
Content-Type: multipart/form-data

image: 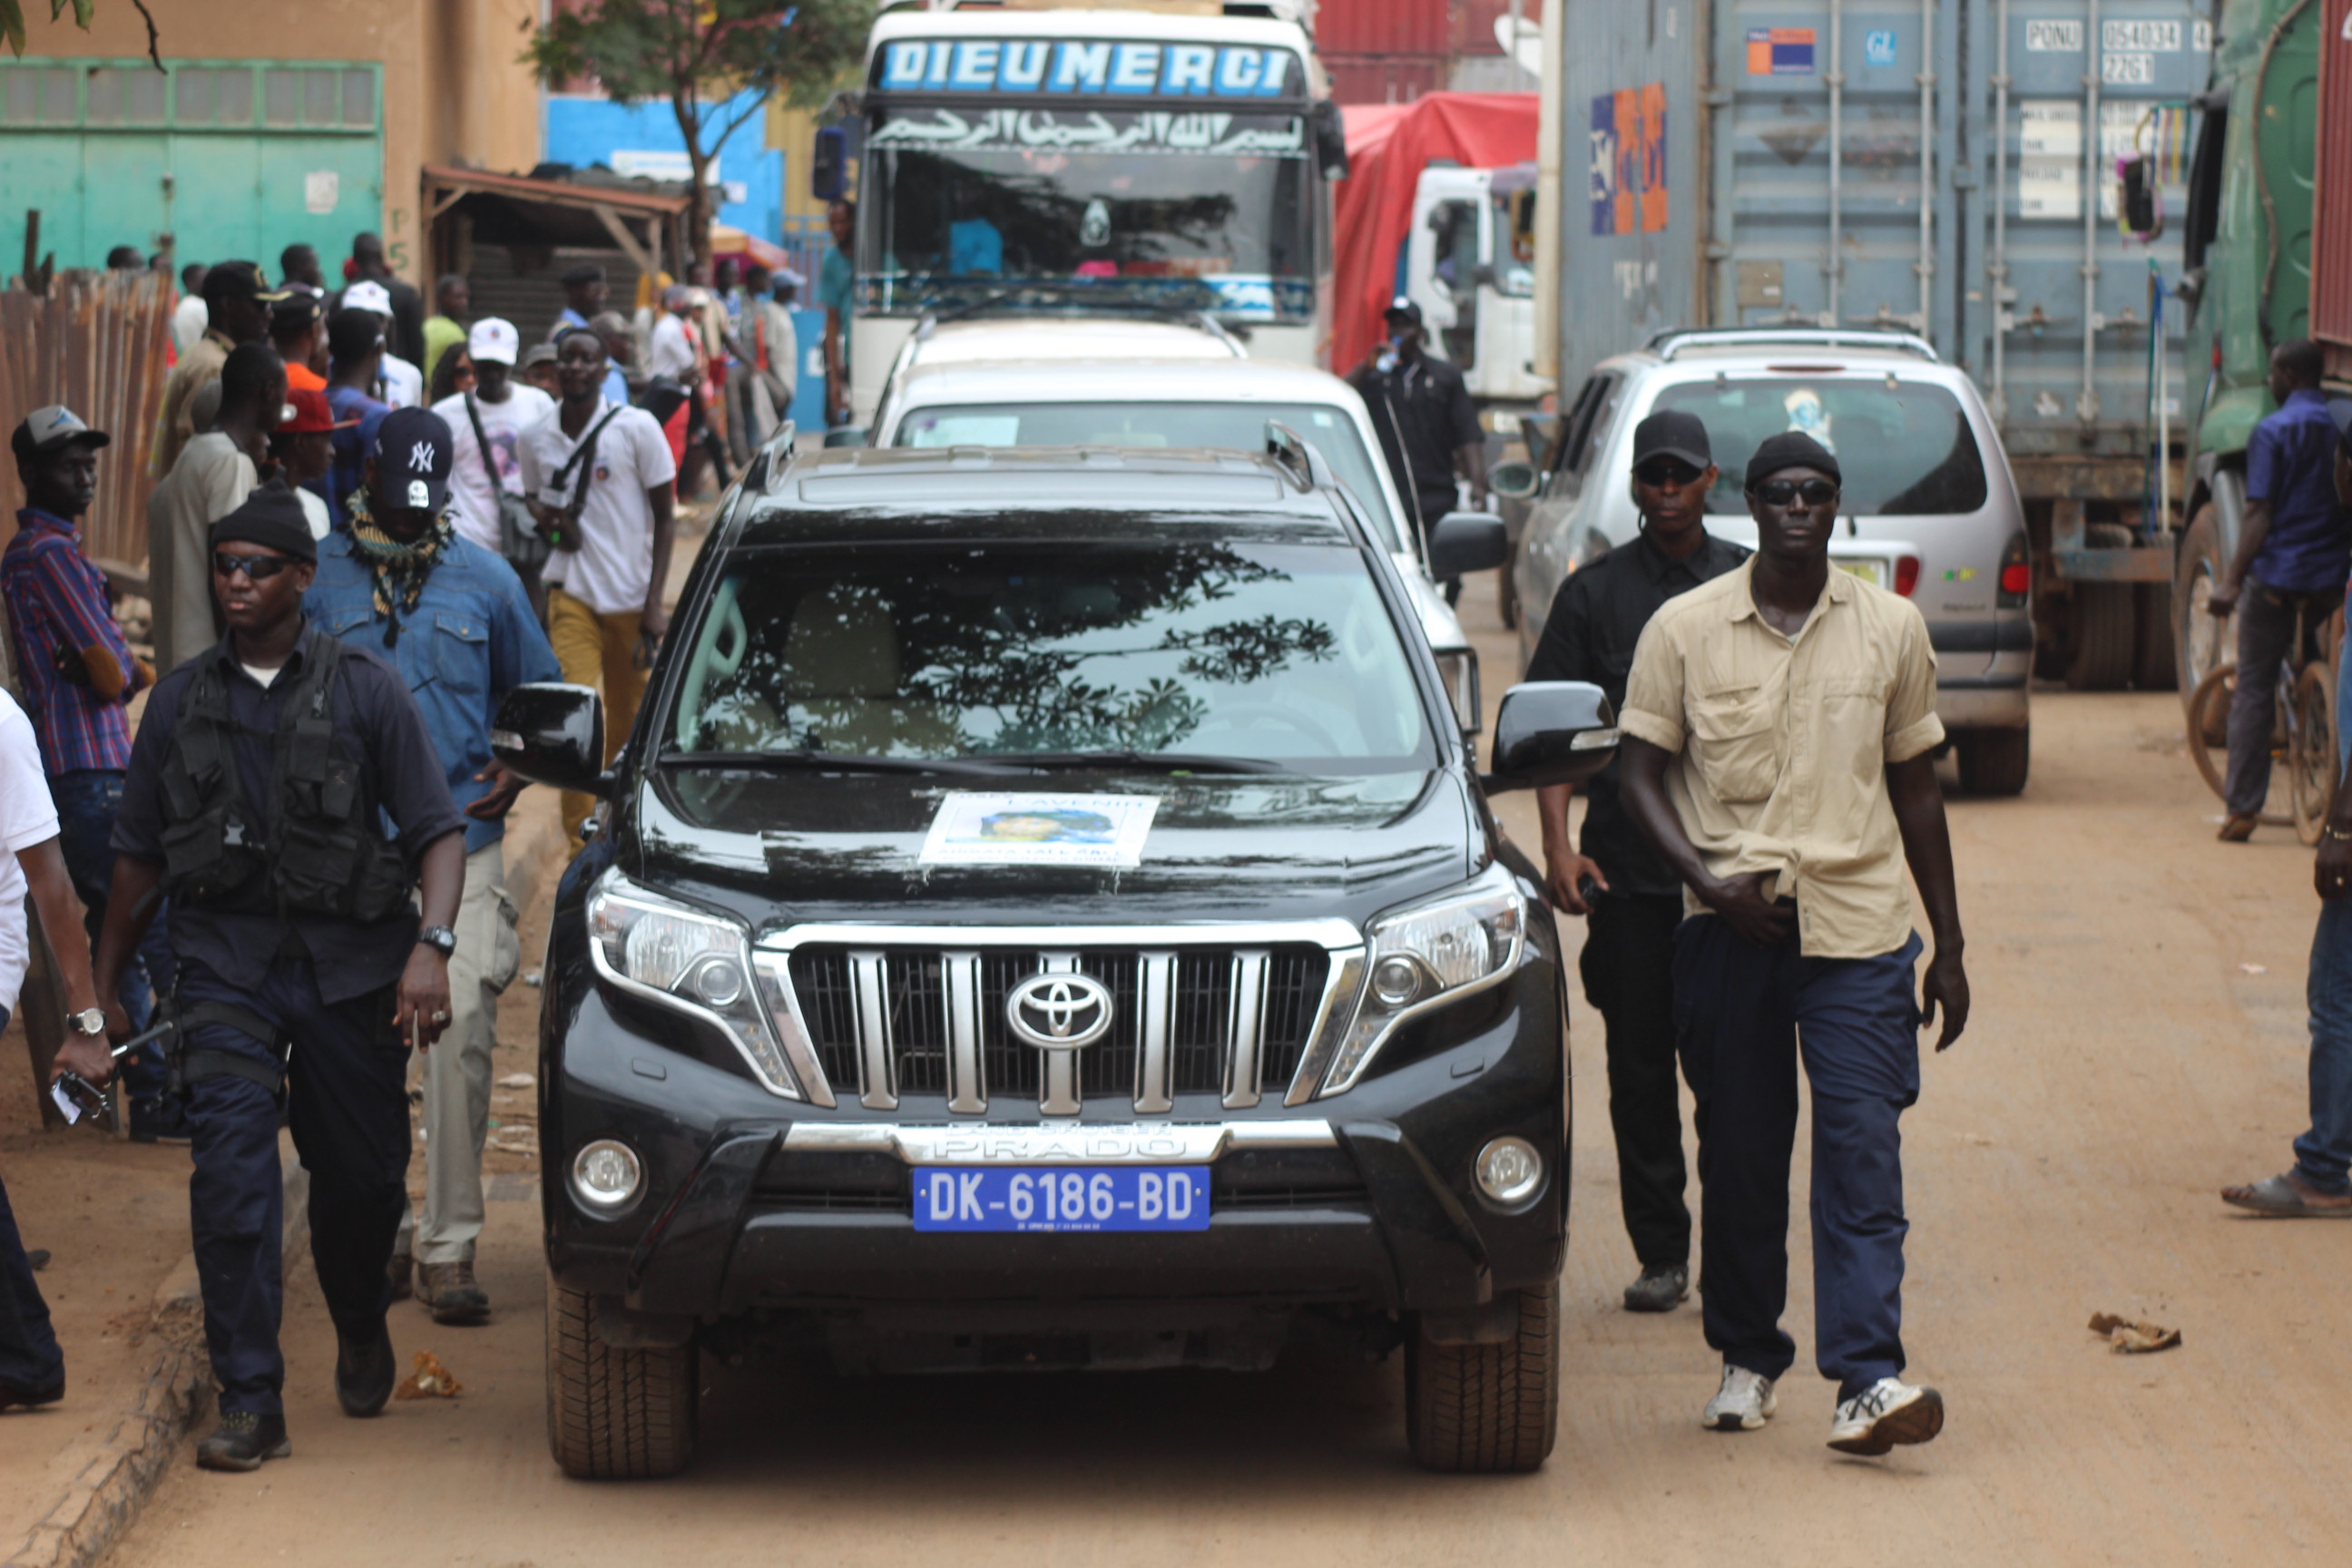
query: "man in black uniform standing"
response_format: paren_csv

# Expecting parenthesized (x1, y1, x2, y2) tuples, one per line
(1348, 298, 1488, 561)
(1524, 409, 1747, 1312)
(88, 482, 466, 1471)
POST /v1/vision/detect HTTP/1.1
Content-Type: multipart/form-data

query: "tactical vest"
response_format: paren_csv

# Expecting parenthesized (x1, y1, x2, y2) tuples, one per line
(158, 629, 413, 924)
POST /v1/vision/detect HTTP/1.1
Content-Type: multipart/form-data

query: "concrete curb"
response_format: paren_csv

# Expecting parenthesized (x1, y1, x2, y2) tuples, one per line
(5, 1155, 310, 1568)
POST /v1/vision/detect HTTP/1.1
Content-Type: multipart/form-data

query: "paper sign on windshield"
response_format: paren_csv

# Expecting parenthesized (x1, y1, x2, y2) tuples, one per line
(918, 792, 1159, 868)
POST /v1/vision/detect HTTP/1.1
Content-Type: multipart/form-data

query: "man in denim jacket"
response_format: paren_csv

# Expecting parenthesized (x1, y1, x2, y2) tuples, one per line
(305, 407, 560, 1324)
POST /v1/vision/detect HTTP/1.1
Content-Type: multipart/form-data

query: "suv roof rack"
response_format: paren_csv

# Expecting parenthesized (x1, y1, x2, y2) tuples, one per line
(1643, 328, 1941, 364)
(913, 289, 1246, 353)
(1264, 420, 1338, 492)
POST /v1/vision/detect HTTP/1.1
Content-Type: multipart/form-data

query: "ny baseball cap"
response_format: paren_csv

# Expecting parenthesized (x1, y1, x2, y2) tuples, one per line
(278, 387, 358, 435)
(374, 407, 455, 514)
(467, 317, 521, 365)
(11, 405, 111, 463)
(343, 279, 394, 316)
(1383, 295, 1423, 326)
(1632, 409, 1712, 471)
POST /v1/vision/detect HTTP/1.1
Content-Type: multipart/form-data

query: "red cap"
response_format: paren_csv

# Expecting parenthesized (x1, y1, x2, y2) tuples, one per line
(279, 387, 358, 435)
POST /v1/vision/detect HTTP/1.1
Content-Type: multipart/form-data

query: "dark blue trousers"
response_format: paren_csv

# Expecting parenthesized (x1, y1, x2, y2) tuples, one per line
(179, 958, 410, 1416)
(1672, 915, 1924, 1401)
(0, 1155, 64, 1396)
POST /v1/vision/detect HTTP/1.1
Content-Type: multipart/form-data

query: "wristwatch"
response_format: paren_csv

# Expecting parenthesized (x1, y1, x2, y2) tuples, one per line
(68, 1006, 106, 1038)
(416, 925, 458, 957)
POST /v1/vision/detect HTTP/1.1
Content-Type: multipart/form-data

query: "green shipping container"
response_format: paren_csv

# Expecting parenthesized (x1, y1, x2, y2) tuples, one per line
(0, 59, 382, 273)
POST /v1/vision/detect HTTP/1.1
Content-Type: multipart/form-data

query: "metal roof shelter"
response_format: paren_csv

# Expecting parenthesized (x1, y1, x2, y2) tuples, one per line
(420, 163, 691, 286)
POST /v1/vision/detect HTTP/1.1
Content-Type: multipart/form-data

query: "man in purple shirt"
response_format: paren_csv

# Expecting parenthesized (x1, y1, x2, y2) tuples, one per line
(4, 407, 182, 1140)
(2209, 338, 2352, 840)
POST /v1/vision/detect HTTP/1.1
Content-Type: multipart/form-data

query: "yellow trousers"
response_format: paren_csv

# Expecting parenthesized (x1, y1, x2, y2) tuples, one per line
(547, 588, 645, 844)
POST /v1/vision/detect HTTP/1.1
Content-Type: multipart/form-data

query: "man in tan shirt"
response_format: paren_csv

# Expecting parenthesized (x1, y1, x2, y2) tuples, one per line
(1617, 430, 1969, 1459)
(147, 344, 283, 670)
(152, 261, 285, 478)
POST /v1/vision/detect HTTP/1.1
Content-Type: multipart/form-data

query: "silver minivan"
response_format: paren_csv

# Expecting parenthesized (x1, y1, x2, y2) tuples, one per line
(1505, 328, 2033, 794)
(868, 315, 1490, 734)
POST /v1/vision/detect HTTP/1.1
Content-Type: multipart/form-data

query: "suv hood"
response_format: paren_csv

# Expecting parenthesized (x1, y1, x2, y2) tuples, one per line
(622, 766, 1480, 934)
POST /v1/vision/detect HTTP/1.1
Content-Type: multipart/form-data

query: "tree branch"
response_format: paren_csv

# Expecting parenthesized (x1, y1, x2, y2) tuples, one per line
(129, 0, 161, 70)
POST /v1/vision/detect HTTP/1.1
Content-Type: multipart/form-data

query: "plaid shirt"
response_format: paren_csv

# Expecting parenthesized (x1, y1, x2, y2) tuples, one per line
(1, 509, 144, 774)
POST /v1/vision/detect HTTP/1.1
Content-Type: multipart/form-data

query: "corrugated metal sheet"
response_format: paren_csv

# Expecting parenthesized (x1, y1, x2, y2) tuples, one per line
(1316, 0, 1449, 58)
(2313, 0, 2352, 352)
(1450, 0, 1512, 55)
(1326, 55, 1449, 103)
(0, 269, 174, 570)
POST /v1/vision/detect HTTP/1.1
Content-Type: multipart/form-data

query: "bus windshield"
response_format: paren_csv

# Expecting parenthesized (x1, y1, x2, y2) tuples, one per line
(860, 109, 1317, 322)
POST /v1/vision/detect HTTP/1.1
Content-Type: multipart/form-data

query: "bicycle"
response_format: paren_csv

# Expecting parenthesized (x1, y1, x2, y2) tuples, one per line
(2185, 602, 2345, 845)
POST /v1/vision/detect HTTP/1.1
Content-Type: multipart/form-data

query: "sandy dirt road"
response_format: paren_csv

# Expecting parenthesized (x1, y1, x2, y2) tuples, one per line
(101, 582, 2352, 1568)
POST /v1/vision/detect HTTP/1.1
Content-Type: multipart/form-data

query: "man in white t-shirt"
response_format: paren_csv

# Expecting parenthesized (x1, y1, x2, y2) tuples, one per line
(518, 327, 678, 842)
(0, 687, 111, 1412)
(430, 318, 555, 557)
(342, 280, 425, 410)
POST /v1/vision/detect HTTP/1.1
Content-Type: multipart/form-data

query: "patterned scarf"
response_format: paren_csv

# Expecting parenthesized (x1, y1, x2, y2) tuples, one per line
(346, 485, 454, 648)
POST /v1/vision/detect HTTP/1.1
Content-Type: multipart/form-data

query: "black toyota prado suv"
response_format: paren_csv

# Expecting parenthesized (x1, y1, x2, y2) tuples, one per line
(494, 432, 1618, 1480)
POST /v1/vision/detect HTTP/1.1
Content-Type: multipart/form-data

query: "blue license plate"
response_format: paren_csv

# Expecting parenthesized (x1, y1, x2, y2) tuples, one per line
(911, 1166, 1211, 1233)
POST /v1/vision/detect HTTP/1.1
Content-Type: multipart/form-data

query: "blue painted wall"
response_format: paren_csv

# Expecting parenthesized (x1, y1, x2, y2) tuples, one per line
(544, 90, 784, 242)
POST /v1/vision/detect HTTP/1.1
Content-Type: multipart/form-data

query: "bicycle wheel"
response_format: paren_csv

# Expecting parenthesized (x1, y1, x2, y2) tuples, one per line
(2292, 660, 2340, 845)
(2190, 662, 2295, 826)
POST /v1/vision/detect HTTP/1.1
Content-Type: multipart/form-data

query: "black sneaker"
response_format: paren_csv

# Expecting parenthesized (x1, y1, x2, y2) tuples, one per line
(1622, 1262, 1690, 1313)
(127, 1097, 192, 1145)
(334, 1318, 397, 1418)
(0, 1377, 64, 1414)
(196, 1410, 290, 1472)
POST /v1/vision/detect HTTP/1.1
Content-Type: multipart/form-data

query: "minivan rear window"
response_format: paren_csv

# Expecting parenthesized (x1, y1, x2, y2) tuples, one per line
(1650, 378, 1989, 515)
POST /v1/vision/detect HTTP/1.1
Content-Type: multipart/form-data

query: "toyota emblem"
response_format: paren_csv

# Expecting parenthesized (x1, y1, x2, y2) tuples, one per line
(1004, 973, 1114, 1050)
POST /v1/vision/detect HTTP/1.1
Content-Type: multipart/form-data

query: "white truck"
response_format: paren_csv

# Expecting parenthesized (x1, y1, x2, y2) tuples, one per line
(1400, 162, 1549, 413)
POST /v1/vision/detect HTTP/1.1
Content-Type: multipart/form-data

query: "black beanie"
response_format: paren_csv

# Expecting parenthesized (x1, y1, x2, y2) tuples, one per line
(210, 479, 318, 564)
(1744, 430, 1842, 487)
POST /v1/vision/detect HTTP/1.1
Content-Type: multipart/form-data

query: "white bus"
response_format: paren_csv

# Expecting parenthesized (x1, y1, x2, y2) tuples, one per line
(837, 0, 1347, 423)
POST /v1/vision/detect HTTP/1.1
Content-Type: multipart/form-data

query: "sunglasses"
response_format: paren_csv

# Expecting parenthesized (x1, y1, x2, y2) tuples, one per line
(1749, 477, 1840, 507)
(212, 553, 296, 580)
(1634, 459, 1706, 486)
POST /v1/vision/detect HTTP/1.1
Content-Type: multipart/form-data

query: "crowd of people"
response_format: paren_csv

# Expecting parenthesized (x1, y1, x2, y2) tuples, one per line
(0, 229, 730, 1470)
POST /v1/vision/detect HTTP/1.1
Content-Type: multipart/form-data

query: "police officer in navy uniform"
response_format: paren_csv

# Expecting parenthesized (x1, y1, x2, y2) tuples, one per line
(89, 480, 466, 1472)
(1347, 296, 1489, 563)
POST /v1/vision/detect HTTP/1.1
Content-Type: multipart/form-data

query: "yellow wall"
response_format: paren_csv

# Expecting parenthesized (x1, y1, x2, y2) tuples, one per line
(15, 0, 543, 284)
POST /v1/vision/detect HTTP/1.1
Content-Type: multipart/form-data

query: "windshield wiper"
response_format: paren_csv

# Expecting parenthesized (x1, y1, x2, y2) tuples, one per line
(661, 750, 1023, 776)
(984, 750, 1289, 775)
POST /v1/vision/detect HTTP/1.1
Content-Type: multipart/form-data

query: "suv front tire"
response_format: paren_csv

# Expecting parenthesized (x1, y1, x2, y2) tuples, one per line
(546, 1270, 699, 1479)
(1405, 1279, 1561, 1473)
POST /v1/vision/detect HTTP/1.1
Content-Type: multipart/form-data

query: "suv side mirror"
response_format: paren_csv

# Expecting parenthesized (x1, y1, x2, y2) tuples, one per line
(1489, 460, 1539, 500)
(492, 682, 610, 796)
(1426, 510, 1509, 578)
(1481, 681, 1620, 793)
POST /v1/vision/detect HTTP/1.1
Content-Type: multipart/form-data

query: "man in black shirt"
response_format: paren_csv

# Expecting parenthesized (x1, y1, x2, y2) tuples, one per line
(88, 483, 466, 1472)
(1348, 298, 1487, 555)
(1524, 408, 1747, 1313)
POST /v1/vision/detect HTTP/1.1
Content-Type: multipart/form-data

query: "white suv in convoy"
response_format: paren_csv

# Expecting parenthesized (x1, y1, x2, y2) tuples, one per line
(1504, 328, 2033, 794)
(867, 314, 1489, 734)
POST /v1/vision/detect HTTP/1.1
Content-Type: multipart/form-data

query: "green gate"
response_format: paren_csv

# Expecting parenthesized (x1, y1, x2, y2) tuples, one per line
(0, 59, 382, 273)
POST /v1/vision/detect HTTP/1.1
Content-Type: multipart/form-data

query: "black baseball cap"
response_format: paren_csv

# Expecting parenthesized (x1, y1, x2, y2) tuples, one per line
(1383, 295, 1423, 327)
(12, 405, 111, 464)
(1744, 430, 1842, 487)
(211, 479, 318, 563)
(1632, 409, 1712, 471)
(374, 407, 455, 514)
(201, 260, 292, 307)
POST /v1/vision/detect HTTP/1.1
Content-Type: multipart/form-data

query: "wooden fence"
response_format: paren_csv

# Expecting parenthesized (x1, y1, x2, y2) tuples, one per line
(0, 269, 176, 572)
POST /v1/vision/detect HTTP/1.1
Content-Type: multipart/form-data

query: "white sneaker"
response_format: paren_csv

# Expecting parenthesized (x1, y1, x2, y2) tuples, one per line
(1701, 1365, 1778, 1431)
(1828, 1377, 1945, 1455)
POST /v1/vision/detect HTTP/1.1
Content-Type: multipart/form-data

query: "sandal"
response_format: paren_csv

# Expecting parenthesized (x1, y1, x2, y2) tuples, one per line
(2218, 816, 2259, 843)
(2220, 1171, 2352, 1217)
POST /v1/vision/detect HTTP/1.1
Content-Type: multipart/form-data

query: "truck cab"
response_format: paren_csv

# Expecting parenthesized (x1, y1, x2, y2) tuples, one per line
(1402, 163, 1548, 409)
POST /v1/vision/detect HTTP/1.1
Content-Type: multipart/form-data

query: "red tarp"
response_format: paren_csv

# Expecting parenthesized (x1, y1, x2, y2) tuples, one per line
(1333, 92, 1539, 376)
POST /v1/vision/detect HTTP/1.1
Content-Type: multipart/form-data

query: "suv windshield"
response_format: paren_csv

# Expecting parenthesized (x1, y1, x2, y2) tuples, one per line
(668, 541, 1432, 770)
(1650, 377, 1989, 515)
(889, 401, 1400, 548)
(861, 111, 1316, 320)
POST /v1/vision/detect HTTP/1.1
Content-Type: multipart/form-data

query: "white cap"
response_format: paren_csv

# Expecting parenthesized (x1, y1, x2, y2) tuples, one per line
(343, 279, 393, 316)
(467, 317, 520, 365)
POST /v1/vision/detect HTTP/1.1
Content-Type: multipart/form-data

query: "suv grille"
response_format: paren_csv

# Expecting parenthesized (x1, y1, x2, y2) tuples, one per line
(786, 945, 1331, 1113)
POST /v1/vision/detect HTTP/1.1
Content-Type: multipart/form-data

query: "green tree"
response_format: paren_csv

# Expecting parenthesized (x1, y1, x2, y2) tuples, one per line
(524, 0, 873, 270)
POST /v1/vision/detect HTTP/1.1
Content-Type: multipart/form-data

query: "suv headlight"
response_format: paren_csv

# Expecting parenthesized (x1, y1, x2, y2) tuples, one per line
(1318, 861, 1525, 1095)
(585, 867, 805, 1098)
